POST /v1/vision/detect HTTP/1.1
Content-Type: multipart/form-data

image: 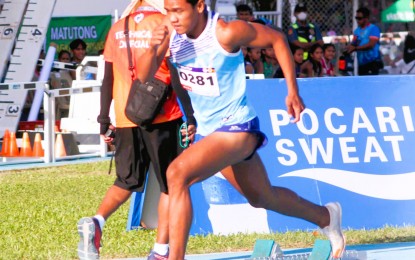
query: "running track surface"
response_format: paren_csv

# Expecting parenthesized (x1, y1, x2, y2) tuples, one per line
(2, 157, 414, 260)
(121, 242, 415, 260)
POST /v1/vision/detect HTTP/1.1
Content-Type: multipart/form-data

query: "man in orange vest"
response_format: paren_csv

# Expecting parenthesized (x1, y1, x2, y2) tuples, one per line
(76, 1, 196, 260)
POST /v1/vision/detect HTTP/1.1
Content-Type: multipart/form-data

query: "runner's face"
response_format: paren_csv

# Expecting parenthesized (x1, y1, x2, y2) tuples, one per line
(165, 0, 203, 36)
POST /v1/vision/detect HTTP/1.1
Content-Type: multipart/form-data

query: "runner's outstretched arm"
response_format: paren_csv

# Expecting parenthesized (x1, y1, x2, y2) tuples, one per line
(218, 20, 305, 122)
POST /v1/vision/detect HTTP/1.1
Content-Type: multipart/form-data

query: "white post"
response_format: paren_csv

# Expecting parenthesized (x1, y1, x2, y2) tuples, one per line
(28, 44, 56, 121)
(353, 0, 359, 76)
(114, 9, 119, 23)
(276, 0, 283, 28)
(43, 84, 55, 163)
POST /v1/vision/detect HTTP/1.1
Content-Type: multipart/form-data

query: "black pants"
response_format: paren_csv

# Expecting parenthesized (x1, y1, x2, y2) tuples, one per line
(358, 61, 381, 76)
(113, 119, 184, 193)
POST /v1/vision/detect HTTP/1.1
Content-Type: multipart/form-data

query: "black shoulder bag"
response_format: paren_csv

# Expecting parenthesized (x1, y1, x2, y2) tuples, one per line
(124, 15, 170, 129)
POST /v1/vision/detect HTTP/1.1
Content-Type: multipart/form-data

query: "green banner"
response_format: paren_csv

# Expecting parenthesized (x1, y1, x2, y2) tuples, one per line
(46, 15, 111, 56)
(381, 0, 415, 23)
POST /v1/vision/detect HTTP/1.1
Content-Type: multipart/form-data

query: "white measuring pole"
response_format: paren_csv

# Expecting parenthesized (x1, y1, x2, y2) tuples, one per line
(4, 0, 57, 83)
(0, 0, 29, 81)
(28, 44, 56, 121)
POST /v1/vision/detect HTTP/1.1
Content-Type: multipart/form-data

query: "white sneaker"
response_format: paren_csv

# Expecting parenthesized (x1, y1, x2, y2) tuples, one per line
(321, 202, 346, 259)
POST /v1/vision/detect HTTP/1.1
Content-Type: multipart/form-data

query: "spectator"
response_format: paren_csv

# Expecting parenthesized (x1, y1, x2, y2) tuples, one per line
(58, 50, 71, 63)
(69, 39, 87, 64)
(241, 46, 255, 74)
(22, 49, 46, 121)
(49, 50, 73, 120)
(70, 38, 96, 80)
(345, 7, 381, 76)
(287, 3, 324, 60)
(239, 6, 271, 76)
(245, 47, 264, 74)
(236, 3, 254, 22)
(261, 48, 279, 78)
(301, 44, 323, 77)
(321, 43, 336, 76)
(393, 33, 415, 74)
(403, 33, 415, 65)
(69, 39, 88, 80)
(32, 49, 45, 81)
(274, 44, 304, 78)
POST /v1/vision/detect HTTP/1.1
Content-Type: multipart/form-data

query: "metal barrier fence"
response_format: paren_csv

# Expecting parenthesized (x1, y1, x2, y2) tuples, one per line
(0, 82, 107, 166)
(0, 56, 108, 166)
(226, 0, 354, 35)
(235, 0, 414, 38)
(219, 1, 412, 76)
(280, 0, 355, 37)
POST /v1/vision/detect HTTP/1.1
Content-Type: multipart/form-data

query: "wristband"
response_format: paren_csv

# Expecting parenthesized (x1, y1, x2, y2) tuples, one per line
(97, 115, 111, 124)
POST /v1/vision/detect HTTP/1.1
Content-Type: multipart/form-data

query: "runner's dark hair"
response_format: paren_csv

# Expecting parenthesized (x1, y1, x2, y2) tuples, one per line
(187, 0, 199, 6)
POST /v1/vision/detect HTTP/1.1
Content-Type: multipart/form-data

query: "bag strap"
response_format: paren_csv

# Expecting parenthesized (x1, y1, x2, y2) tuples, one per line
(124, 15, 136, 80)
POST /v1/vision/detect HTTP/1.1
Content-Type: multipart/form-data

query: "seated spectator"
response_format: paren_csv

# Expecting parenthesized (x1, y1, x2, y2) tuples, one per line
(321, 43, 336, 76)
(274, 44, 304, 78)
(49, 50, 74, 119)
(301, 44, 323, 77)
(58, 50, 71, 63)
(241, 46, 254, 74)
(236, 4, 254, 22)
(261, 48, 279, 78)
(245, 47, 264, 74)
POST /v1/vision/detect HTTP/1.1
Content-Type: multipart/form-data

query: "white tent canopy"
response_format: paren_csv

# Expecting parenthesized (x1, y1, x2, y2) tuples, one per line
(52, 0, 130, 17)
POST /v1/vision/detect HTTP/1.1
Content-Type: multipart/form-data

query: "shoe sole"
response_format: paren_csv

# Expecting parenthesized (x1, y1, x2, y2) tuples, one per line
(77, 217, 99, 260)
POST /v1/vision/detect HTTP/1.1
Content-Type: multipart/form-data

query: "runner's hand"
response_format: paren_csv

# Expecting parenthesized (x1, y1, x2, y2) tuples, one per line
(286, 94, 305, 123)
(181, 124, 196, 146)
(150, 25, 169, 50)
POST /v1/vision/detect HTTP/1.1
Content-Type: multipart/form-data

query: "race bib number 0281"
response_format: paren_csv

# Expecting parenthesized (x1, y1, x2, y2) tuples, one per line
(177, 65, 220, 97)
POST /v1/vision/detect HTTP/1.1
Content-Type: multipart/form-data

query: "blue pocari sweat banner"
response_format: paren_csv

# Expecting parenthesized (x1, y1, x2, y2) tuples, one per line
(188, 75, 415, 235)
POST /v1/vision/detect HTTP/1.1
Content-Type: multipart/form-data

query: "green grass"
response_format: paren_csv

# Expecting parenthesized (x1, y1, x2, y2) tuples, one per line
(1, 161, 414, 259)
